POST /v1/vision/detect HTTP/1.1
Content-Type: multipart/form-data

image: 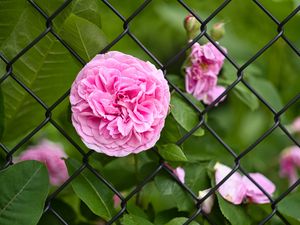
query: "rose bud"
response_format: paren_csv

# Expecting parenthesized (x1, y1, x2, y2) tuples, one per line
(210, 22, 225, 41)
(184, 14, 201, 40)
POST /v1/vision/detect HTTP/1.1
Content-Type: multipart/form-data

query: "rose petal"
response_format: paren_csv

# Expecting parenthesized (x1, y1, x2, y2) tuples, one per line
(214, 162, 246, 204)
(242, 173, 275, 204)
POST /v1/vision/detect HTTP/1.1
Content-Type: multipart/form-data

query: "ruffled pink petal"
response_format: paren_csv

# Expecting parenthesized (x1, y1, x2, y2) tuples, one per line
(242, 173, 275, 204)
(203, 85, 226, 105)
(70, 51, 170, 157)
(214, 163, 246, 204)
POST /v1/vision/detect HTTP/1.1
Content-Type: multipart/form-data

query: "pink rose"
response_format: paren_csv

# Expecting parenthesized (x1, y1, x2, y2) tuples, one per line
(70, 51, 170, 157)
(18, 140, 68, 186)
(291, 117, 300, 134)
(185, 42, 226, 105)
(215, 163, 275, 205)
(189, 42, 225, 75)
(280, 146, 300, 185)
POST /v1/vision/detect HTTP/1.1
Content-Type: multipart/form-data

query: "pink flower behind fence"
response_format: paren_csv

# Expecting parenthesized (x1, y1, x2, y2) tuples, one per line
(280, 146, 300, 185)
(242, 173, 276, 204)
(70, 51, 170, 157)
(185, 42, 226, 105)
(214, 163, 275, 205)
(19, 140, 68, 186)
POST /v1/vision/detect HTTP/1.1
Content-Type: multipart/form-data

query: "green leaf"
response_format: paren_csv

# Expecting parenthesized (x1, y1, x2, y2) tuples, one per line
(164, 217, 199, 225)
(0, 0, 26, 46)
(217, 194, 251, 225)
(248, 76, 283, 111)
(167, 74, 185, 90)
(102, 157, 136, 190)
(170, 93, 204, 136)
(158, 144, 187, 162)
(155, 174, 180, 196)
(121, 214, 154, 225)
(219, 73, 259, 111)
(139, 181, 176, 213)
(126, 201, 149, 220)
(184, 163, 210, 193)
(66, 158, 113, 221)
(0, 87, 4, 139)
(154, 175, 194, 212)
(35, 0, 102, 29)
(154, 209, 186, 225)
(61, 13, 107, 61)
(0, 161, 49, 225)
(232, 83, 259, 111)
(278, 191, 300, 223)
(38, 199, 77, 225)
(0, 2, 86, 143)
(158, 115, 182, 145)
(0, 0, 107, 144)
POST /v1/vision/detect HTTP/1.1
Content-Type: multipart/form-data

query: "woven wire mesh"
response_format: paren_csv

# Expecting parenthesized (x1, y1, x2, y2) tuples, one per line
(0, 0, 300, 224)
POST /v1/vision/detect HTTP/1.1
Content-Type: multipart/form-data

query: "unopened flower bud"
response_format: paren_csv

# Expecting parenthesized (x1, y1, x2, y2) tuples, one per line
(198, 189, 214, 214)
(210, 22, 225, 41)
(184, 14, 200, 40)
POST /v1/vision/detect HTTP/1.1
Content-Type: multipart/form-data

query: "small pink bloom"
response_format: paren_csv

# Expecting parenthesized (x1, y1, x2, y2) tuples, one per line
(242, 173, 275, 204)
(280, 146, 300, 185)
(113, 194, 121, 208)
(185, 42, 226, 105)
(214, 163, 275, 205)
(198, 188, 214, 214)
(189, 42, 225, 77)
(70, 51, 170, 157)
(291, 117, 300, 134)
(214, 163, 246, 204)
(18, 140, 68, 186)
(173, 167, 185, 184)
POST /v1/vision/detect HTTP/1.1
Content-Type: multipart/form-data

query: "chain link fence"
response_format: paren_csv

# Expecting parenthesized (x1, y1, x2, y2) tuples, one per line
(0, 0, 300, 224)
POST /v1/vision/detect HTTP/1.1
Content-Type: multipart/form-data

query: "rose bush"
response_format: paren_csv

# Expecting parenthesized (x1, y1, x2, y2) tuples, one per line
(70, 51, 170, 157)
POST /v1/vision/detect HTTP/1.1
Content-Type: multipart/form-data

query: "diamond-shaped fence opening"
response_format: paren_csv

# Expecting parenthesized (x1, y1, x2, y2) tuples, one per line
(0, 0, 300, 225)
